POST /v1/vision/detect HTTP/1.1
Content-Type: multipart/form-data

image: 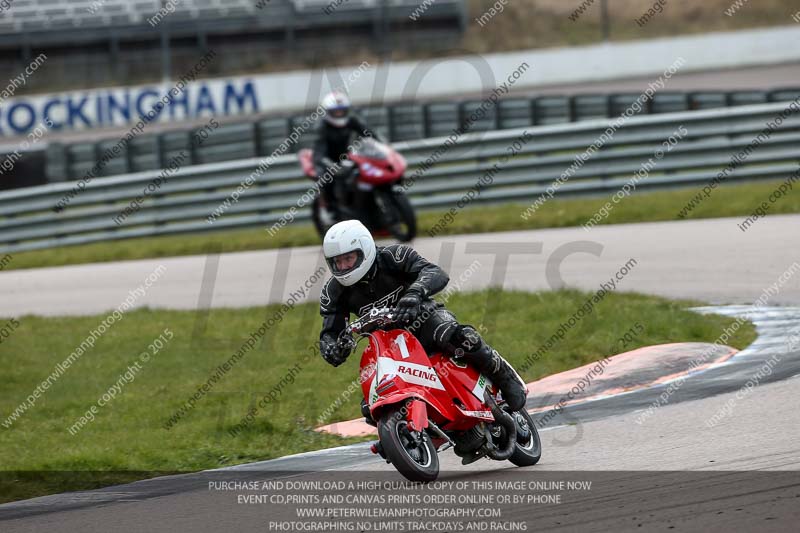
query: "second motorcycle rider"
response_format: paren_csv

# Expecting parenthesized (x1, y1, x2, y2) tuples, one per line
(313, 91, 383, 219)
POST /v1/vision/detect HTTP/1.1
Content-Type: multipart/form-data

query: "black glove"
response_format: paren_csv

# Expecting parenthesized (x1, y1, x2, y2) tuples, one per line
(321, 336, 348, 367)
(394, 291, 422, 325)
(335, 160, 356, 181)
(314, 157, 336, 179)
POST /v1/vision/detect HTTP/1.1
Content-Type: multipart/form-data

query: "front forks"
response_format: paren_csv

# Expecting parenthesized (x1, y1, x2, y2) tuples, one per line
(405, 398, 428, 432)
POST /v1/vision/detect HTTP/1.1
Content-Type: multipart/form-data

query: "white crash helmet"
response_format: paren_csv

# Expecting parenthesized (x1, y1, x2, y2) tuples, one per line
(321, 90, 351, 128)
(323, 220, 376, 286)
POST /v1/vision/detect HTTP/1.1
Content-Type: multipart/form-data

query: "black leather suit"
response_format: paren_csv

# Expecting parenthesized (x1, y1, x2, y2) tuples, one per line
(312, 114, 381, 209)
(319, 244, 527, 411)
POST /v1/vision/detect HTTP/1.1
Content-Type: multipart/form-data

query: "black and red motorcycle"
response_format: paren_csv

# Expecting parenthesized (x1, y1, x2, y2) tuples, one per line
(298, 138, 417, 241)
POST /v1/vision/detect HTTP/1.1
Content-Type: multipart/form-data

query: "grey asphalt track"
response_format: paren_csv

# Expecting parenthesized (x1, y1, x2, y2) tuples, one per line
(1, 306, 798, 532)
(1, 215, 799, 318)
(510, 62, 800, 96)
(1, 213, 800, 531)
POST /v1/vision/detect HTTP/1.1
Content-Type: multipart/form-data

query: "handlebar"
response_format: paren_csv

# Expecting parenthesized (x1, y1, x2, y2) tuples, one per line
(336, 307, 405, 355)
(343, 307, 398, 337)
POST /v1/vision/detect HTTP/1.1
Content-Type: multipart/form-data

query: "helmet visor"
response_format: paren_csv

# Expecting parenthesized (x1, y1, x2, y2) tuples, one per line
(328, 107, 349, 119)
(327, 249, 365, 276)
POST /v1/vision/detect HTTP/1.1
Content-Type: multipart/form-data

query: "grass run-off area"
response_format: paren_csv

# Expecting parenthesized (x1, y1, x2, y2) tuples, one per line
(0, 288, 756, 502)
(5, 179, 800, 271)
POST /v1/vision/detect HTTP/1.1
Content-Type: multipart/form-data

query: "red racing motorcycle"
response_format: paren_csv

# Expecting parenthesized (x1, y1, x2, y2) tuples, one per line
(339, 307, 541, 482)
(298, 138, 417, 241)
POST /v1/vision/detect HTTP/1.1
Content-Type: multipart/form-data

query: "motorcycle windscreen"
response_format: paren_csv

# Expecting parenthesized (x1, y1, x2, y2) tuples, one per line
(352, 138, 389, 160)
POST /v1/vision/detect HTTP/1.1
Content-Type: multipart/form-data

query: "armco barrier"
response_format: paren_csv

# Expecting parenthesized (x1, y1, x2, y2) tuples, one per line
(44, 88, 800, 182)
(1, 101, 798, 253)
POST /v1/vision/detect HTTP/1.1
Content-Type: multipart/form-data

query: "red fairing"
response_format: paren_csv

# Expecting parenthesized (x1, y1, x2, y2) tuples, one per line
(349, 148, 406, 186)
(428, 353, 496, 431)
(297, 141, 406, 185)
(360, 329, 496, 431)
(389, 150, 407, 175)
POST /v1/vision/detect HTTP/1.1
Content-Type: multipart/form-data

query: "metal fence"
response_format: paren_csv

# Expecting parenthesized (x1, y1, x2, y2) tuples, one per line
(46, 88, 800, 183)
(3, 100, 798, 254)
(2, 0, 466, 48)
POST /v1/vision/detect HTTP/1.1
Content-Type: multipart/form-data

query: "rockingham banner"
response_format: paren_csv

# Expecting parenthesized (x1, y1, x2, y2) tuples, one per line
(0, 58, 379, 138)
(0, 76, 261, 137)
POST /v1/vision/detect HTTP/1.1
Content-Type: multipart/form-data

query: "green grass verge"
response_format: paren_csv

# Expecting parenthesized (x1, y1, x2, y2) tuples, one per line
(5, 178, 799, 272)
(0, 289, 755, 502)
(461, 0, 800, 56)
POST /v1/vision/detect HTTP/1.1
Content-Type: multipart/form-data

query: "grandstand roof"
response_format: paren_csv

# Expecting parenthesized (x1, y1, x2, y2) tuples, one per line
(0, 0, 462, 35)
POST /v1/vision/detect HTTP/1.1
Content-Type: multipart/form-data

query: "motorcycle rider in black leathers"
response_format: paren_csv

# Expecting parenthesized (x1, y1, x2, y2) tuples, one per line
(313, 91, 383, 219)
(318, 220, 528, 423)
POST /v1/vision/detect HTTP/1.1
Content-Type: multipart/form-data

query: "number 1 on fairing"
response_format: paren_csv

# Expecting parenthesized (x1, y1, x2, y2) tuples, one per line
(394, 334, 410, 359)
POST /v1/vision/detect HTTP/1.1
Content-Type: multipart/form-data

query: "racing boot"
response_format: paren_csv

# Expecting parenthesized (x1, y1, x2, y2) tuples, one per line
(322, 194, 341, 224)
(361, 398, 377, 427)
(466, 344, 528, 411)
(319, 176, 341, 223)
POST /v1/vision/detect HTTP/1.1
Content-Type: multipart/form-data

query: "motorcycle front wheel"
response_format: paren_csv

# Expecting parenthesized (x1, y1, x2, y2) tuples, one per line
(375, 189, 417, 242)
(378, 407, 439, 482)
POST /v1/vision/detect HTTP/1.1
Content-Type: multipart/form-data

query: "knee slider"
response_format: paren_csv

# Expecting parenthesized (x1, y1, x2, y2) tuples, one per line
(451, 325, 483, 353)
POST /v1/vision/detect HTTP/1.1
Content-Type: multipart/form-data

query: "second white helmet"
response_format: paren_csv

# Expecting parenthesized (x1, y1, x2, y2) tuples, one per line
(321, 90, 351, 128)
(323, 220, 376, 286)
